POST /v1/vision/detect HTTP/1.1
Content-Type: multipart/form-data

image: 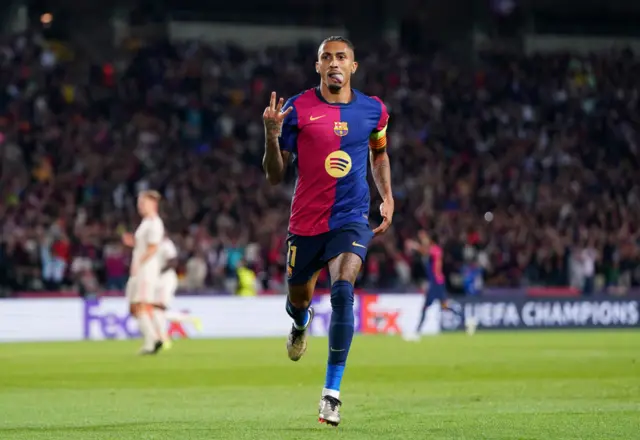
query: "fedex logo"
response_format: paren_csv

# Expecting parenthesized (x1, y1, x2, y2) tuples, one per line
(83, 299, 191, 340)
(84, 299, 140, 339)
(359, 295, 401, 335)
(309, 294, 401, 336)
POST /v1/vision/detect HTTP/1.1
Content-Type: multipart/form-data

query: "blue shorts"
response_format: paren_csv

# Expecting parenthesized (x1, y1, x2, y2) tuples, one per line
(424, 283, 447, 308)
(286, 222, 374, 285)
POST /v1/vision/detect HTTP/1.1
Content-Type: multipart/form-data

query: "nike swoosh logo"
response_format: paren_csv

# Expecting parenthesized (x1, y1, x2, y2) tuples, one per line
(330, 347, 345, 352)
(310, 115, 326, 121)
(352, 241, 367, 249)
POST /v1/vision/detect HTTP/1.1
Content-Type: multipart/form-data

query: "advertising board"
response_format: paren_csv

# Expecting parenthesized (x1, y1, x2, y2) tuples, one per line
(441, 297, 640, 331)
(0, 294, 440, 342)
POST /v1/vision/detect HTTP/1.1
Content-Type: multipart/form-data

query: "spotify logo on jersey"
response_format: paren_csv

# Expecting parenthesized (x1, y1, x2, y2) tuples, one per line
(325, 151, 352, 178)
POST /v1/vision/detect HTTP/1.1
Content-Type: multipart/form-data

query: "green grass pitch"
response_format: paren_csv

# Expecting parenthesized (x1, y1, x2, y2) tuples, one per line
(1, 331, 639, 440)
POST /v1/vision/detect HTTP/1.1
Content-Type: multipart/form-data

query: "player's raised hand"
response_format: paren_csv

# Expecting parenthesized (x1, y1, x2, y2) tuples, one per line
(263, 91, 293, 138)
(373, 198, 394, 236)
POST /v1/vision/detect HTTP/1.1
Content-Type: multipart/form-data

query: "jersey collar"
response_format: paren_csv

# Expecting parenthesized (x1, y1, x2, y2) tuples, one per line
(314, 86, 357, 106)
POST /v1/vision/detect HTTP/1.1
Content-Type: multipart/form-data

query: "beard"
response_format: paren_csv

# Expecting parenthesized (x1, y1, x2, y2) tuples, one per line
(327, 83, 342, 93)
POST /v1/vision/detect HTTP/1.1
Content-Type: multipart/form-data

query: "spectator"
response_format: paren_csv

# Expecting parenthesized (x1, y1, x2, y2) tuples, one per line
(580, 241, 598, 295)
(185, 250, 208, 290)
(236, 259, 259, 297)
(70, 251, 98, 297)
(104, 242, 129, 291)
(0, 30, 638, 296)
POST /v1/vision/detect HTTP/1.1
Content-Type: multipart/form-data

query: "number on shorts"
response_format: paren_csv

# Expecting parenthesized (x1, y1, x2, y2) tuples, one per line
(287, 242, 297, 268)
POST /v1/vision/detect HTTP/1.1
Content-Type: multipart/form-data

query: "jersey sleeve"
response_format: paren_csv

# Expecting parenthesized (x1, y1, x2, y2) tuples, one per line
(369, 97, 390, 150)
(278, 98, 299, 153)
(147, 220, 164, 245)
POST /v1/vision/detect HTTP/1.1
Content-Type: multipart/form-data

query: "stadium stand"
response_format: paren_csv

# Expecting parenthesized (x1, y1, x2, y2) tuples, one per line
(0, 31, 639, 295)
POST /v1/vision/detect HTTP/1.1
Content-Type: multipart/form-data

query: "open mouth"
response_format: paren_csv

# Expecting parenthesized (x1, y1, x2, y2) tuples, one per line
(328, 72, 344, 84)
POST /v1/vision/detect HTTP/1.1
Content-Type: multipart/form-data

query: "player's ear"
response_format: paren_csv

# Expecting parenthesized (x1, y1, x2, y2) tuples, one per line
(352, 61, 358, 74)
(315, 61, 320, 74)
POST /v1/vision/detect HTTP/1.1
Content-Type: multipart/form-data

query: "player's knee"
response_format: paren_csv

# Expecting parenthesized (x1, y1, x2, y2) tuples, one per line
(129, 304, 139, 316)
(330, 280, 354, 310)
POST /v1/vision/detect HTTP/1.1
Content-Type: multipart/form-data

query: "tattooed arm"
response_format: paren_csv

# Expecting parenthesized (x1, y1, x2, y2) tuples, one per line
(262, 92, 293, 185)
(369, 97, 393, 235)
(370, 147, 394, 235)
(262, 127, 290, 186)
(370, 147, 393, 202)
(368, 97, 394, 235)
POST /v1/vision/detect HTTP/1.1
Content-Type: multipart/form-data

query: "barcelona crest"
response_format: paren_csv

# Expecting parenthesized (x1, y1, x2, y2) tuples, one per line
(334, 121, 349, 137)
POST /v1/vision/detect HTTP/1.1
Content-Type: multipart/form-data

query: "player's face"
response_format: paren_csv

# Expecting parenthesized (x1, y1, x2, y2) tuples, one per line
(316, 41, 357, 92)
(137, 196, 148, 216)
(137, 196, 157, 216)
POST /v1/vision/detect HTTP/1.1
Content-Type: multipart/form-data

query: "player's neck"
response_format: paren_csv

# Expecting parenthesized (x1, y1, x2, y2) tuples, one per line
(144, 212, 158, 219)
(319, 83, 353, 104)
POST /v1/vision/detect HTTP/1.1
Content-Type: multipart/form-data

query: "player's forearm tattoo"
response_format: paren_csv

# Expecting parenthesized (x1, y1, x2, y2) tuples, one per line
(264, 119, 282, 138)
(263, 128, 285, 185)
(370, 149, 392, 200)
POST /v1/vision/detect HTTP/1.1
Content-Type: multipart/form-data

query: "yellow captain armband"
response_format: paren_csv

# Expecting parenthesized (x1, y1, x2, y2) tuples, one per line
(369, 125, 387, 150)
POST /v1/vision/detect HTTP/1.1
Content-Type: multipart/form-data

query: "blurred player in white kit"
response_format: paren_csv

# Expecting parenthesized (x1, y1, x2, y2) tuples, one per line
(152, 235, 202, 350)
(122, 190, 165, 354)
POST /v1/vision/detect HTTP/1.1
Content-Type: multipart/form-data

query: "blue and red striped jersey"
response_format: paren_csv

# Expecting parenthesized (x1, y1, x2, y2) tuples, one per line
(279, 87, 389, 236)
(426, 245, 445, 286)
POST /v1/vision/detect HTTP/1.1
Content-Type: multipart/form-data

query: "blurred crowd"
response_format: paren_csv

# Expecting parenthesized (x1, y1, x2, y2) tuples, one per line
(1, 30, 639, 297)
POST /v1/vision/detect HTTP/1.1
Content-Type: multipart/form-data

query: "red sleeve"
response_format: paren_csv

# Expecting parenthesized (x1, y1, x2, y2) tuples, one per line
(369, 97, 389, 150)
(372, 96, 390, 132)
(279, 98, 299, 152)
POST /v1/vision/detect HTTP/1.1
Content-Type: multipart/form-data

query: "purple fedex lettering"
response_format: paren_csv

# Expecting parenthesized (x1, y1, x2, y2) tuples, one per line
(309, 295, 361, 336)
(84, 299, 140, 339)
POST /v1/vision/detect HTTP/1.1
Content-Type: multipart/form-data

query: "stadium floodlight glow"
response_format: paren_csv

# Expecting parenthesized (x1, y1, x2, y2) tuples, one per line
(40, 13, 53, 25)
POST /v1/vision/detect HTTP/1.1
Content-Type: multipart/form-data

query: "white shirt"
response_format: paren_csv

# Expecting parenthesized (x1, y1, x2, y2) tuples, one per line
(581, 248, 596, 277)
(159, 238, 178, 274)
(133, 215, 164, 268)
(186, 256, 207, 289)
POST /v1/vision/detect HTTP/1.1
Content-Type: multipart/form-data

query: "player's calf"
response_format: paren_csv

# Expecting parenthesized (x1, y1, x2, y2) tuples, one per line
(318, 279, 355, 425)
(151, 303, 170, 345)
(131, 303, 162, 354)
(323, 281, 354, 393)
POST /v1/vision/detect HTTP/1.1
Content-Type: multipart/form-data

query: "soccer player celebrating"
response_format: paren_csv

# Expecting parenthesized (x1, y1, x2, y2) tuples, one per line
(262, 36, 393, 426)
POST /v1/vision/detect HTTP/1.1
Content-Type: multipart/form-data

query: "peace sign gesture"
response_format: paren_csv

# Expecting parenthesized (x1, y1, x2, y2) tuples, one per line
(263, 91, 293, 138)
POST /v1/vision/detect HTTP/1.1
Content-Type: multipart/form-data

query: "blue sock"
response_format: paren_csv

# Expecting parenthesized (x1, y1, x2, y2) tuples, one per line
(324, 280, 354, 399)
(286, 296, 309, 330)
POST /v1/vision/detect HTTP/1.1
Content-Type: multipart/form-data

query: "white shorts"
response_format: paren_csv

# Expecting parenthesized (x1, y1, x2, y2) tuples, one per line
(155, 270, 178, 306)
(125, 275, 158, 304)
(125, 265, 161, 304)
